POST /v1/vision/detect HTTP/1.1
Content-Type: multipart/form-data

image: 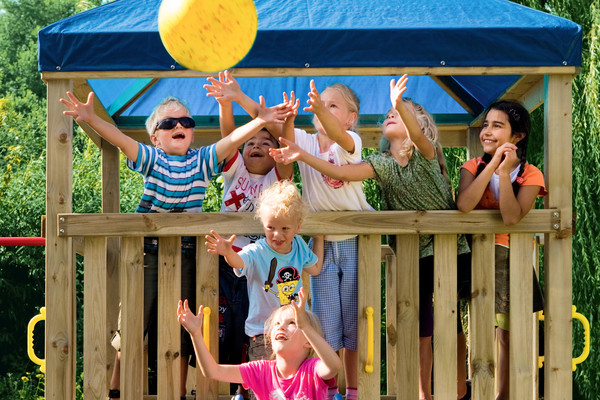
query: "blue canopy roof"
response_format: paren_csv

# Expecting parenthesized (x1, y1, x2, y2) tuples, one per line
(38, 0, 582, 127)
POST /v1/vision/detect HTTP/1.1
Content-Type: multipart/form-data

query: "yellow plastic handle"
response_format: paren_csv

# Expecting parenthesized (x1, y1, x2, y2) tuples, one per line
(537, 305, 590, 371)
(27, 307, 46, 373)
(365, 306, 374, 373)
(203, 307, 211, 352)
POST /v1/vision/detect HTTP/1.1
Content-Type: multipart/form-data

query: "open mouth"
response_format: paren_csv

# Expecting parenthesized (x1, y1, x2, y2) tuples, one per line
(173, 132, 186, 139)
(275, 333, 287, 341)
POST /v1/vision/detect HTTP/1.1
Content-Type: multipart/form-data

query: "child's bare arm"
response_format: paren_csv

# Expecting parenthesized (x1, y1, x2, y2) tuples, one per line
(178, 300, 243, 383)
(269, 137, 374, 181)
(292, 288, 341, 380)
(205, 230, 245, 269)
(303, 235, 324, 276)
(61, 91, 139, 161)
(390, 75, 435, 160)
(304, 80, 356, 153)
(214, 96, 290, 163)
(275, 91, 300, 180)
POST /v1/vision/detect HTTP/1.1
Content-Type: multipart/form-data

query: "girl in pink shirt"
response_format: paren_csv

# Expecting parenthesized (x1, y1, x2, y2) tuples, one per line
(178, 287, 341, 400)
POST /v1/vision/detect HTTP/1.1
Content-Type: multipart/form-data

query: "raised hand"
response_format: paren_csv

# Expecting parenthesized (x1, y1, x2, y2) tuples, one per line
(390, 74, 409, 110)
(205, 230, 236, 256)
(269, 137, 305, 164)
(177, 299, 205, 337)
(203, 70, 241, 104)
(60, 91, 96, 123)
(282, 91, 300, 119)
(290, 287, 309, 330)
(303, 80, 325, 115)
(257, 96, 292, 125)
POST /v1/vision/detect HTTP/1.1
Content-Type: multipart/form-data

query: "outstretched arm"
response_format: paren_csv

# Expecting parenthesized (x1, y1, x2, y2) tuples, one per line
(275, 91, 300, 180)
(304, 80, 356, 153)
(205, 230, 245, 269)
(178, 300, 243, 383)
(292, 288, 342, 380)
(60, 91, 139, 161)
(269, 137, 375, 181)
(390, 75, 435, 160)
(214, 96, 291, 163)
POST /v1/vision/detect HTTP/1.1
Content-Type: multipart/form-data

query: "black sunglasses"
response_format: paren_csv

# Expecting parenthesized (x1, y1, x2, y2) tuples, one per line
(154, 117, 196, 132)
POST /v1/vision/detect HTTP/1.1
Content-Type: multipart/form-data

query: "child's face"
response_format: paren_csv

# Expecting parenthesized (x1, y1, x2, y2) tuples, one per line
(259, 208, 301, 254)
(382, 108, 408, 140)
(243, 130, 277, 175)
(314, 88, 357, 134)
(150, 106, 194, 156)
(270, 308, 309, 356)
(480, 109, 523, 154)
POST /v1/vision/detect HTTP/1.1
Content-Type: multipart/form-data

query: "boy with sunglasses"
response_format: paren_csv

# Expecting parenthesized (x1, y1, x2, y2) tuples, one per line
(61, 91, 292, 400)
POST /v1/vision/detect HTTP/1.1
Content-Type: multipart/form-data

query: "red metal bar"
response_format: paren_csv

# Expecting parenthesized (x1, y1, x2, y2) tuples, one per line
(0, 237, 46, 246)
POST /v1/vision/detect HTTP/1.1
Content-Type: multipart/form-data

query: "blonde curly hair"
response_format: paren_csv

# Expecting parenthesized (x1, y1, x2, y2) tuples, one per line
(256, 180, 308, 224)
(264, 304, 323, 359)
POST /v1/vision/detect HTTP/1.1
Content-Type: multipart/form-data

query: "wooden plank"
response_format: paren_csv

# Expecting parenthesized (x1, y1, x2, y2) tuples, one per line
(509, 234, 534, 400)
(83, 237, 108, 400)
(543, 74, 573, 400)
(120, 237, 145, 400)
(41, 65, 579, 80)
(357, 234, 381, 400)
(394, 234, 419, 400)
(384, 249, 397, 396)
(195, 237, 220, 399)
(102, 140, 121, 389)
(58, 209, 560, 237)
(46, 79, 75, 400)
(433, 234, 458, 400)
(157, 237, 182, 400)
(469, 234, 496, 400)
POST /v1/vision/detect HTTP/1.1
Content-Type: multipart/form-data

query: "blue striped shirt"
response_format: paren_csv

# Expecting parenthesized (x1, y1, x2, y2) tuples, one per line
(127, 142, 222, 213)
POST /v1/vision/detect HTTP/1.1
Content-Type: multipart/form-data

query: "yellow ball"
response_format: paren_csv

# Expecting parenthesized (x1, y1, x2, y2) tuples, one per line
(158, 0, 258, 72)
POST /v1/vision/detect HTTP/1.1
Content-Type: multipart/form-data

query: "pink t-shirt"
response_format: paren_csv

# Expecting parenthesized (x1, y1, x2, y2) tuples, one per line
(239, 358, 332, 400)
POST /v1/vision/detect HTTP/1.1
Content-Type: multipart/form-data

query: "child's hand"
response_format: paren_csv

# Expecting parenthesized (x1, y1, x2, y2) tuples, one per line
(303, 80, 325, 115)
(203, 70, 241, 104)
(256, 96, 291, 125)
(282, 91, 300, 123)
(269, 137, 305, 164)
(205, 230, 236, 256)
(390, 74, 409, 110)
(490, 143, 518, 173)
(290, 287, 309, 331)
(177, 299, 205, 337)
(60, 91, 96, 124)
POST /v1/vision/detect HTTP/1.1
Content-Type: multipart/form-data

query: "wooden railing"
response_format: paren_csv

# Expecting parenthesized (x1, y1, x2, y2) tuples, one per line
(57, 209, 561, 400)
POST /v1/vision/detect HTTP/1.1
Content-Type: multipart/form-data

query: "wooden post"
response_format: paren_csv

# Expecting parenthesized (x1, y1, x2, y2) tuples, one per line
(467, 126, 483, 160)
(509, 234, 535, 399)
(469, 234, 496, 400)
(46, 79, 75, 400)
(83, 237, 108, 400)
(195, 237, 219, 399)
(384, 247, 397, 396)
(158, 237, 182, 399)
(394, 234, 419, 400)
(120, 237, 145, 399)
(358, 234, 381, 399)
(543, 74, 573, 400)
(433, 234, 458, 400)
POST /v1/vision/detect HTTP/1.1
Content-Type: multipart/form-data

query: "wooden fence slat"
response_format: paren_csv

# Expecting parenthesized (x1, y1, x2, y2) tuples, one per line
(509, 234, 535, 400)
(83, 237, 108, 400)
(195, 237, 219, 399)
(384, 249, 397, 396)
(158, 237, 182, 400)
(470, 234, 496, 400)
(120, 237, 145, 399)
(358, 234, 381, 400)
(433, 234, 458, 400)
(394, 234, 420, 400)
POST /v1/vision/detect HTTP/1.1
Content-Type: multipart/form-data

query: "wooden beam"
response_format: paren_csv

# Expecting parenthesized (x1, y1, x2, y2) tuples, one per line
(46, 78, 75, 400)
(57, 209, 561, 237)
(543, 74, 573, 400)
(41, 66, 579, 80)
